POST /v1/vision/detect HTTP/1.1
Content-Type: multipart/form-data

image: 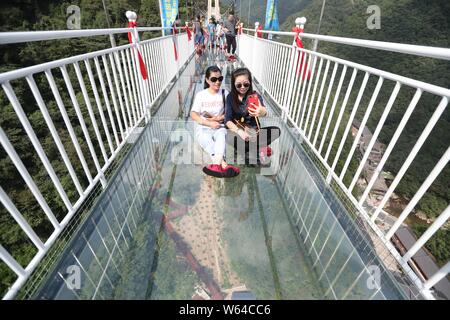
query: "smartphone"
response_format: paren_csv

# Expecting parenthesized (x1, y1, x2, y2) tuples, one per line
(247, 94, 260, 114)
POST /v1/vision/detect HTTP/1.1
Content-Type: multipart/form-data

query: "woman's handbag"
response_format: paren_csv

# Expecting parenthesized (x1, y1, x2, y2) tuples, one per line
(234, 119, 259, 142)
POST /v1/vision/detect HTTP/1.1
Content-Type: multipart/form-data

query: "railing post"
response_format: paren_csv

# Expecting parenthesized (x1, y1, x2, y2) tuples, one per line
(282, 17, 306, 124)
(126, 11, 151, 124)
(252, 22, 259, 73)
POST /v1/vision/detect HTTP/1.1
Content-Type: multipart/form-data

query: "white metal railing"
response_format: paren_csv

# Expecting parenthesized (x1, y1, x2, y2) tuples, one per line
(239, 25, 449, 300)
(0, 16, 194, 299)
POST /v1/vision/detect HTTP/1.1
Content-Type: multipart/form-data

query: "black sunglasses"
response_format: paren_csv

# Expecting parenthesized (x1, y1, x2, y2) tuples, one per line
(209, 76, 224, 83)
(235, 82, 250, 89)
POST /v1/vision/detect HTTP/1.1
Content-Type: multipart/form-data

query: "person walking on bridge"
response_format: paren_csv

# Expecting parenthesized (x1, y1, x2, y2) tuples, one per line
(223, 14, 237, 58)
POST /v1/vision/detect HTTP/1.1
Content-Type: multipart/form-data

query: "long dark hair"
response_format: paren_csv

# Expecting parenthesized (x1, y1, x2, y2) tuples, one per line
(231, 68, 254, 113)
(204, 65, 222, 89)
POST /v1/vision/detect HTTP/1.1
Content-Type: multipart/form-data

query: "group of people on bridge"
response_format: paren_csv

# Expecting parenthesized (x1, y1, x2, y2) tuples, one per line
(191, 13, 242, 60)
(191, 66, 281, 179)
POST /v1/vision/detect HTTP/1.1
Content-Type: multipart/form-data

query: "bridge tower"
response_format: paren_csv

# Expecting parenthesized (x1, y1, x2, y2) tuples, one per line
(207, 0, 221, 21)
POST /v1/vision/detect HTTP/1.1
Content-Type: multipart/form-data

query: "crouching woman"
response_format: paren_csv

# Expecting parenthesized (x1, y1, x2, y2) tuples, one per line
(191, 66, 240, 178)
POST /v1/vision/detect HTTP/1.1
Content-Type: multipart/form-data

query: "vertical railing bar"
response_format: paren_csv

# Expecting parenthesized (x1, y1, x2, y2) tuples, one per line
(0, 186, 46, 250)
(324, 68, 358, 163)
(313, 62, 339, 147)
(266, 42, 276, 95)
(94, 56, 121, 148)
(299, 54, 319, 130)
(281, 40, 298, 117)
(339, 76, 384, 182)
(318, 65, 348, 154)
(73, 61, 109, 163)
(280, 46, 292, 104)
(424, 261, 450, 291)
(26, 75, 84, 196)
(273, 45, 283, 104)
(44, 69, 94, 184)
(359, 88, 423, 204)
(0, 245, 27, 278)
(308, 59, 330, 140)
(2, 82, 73, 211)
(293, 50, 311, 125)
(289, 50, 303, 122)
(60, 65, 106, 187)
(129, 45, 145, 121)
(112, 51, 132, 131)
(349, 81, 402, 193)
(328, 71, 369, 180)
(143, 42, 153, 104)
(304, 57, 324, 134)
(142, 43, 154, 104)
(122, 49, 138, 125)
(150, 41, 160, 102)
(372, 97, 448, 220)
(102, 54, 125, 140)
(129, 45, 144, 121)
(385, 146, 450, 238)
(84, 59, 115, 155)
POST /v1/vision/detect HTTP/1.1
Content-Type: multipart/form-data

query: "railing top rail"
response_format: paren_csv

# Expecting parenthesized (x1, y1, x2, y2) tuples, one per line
(0, 27, 174, 45)
(0, 42, 134, 83)
(242, 28, 450, 61)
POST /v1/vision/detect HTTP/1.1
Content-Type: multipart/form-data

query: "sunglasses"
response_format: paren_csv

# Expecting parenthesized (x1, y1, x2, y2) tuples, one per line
(235, 82, 250, 89)
(209, 76, 224, 83)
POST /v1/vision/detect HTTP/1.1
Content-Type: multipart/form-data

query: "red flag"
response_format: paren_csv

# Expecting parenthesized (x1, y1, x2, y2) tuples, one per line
(292, 26, 311, 81)
(183, 25, 192, 41)
(256, 25, 263, 38)
(172, 23, 178, 61)
(128, 21, 148, 80)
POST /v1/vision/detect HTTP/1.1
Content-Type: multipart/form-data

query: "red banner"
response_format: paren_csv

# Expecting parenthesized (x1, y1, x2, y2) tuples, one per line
(256, 25, 263, 38)
(172, 23, 178, 61)
(292, 26, 311, 81)
(183, 25, 192, 41)
(128, 21, 148, 80)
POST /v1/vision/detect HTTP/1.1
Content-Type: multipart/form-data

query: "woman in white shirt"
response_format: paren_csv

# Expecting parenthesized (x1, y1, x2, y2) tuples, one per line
(191, 66, 240, 178)
(216, 22, 225, 50)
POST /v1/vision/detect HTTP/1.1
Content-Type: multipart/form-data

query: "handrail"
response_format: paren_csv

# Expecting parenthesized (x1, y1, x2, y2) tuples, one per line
(238, 31, 449, 300)
(0, 27, 174, 45)
(242, 28, 450, 61)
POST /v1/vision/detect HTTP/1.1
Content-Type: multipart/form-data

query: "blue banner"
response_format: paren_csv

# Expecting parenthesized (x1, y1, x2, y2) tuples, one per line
(160, 0, 179, 30)
(264, 0, 279, 31)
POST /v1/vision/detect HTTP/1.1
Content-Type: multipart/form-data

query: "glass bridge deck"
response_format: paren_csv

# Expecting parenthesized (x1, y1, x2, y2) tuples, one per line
(34, 51, 407, 300)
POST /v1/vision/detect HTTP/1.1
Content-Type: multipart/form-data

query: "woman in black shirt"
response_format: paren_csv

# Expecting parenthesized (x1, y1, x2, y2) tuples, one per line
(225, 68, 281, 165)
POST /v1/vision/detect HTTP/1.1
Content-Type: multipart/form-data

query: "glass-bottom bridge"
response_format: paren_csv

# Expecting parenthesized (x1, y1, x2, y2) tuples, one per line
(32, 52, 407, 300)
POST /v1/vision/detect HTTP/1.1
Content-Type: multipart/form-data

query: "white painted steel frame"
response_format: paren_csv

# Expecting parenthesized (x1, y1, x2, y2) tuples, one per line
(0, 27, 194, 300)
(239, 31, 449, 300)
